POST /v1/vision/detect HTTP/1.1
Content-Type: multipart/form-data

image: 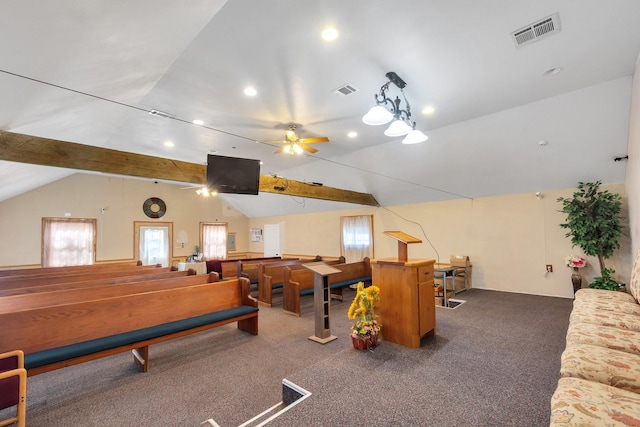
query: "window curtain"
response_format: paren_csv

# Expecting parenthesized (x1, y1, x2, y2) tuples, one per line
(42, 218, 96, 267)
(139, 226, 169, 267)
(202, 223, 227, 260)
(341, 215, 373, 263)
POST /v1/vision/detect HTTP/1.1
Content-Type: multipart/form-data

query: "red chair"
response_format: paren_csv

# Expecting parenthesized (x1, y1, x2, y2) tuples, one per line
(0, 350, 26, 427)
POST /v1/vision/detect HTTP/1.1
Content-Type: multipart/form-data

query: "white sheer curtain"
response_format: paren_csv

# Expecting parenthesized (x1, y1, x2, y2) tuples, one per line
(42, 218, 96, 267)
(341, 215, 373, 263)
(202, 223, 227, 260)
(139, 226, 170, 267)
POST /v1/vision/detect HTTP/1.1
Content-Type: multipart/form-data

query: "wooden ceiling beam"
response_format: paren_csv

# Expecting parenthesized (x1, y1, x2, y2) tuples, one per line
(258, 175, 378, 206)
(0, 130, 379, 207)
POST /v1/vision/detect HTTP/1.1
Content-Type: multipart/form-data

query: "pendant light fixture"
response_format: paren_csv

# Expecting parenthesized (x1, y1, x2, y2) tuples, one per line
(362, 72, 428, 144)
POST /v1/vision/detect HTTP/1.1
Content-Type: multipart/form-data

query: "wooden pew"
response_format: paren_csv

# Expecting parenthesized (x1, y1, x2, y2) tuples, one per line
(0, 265, 171, 292)
(0, 272, 219, 313)
(0, 269, 196, 297)
(282, 258, 372, 316)
(258, 257, 344, 306)
(0, 260, 145, 278)
(235, 257, 300, 284)
(0, 278, 258, 376)
(217, 257, 284, 281)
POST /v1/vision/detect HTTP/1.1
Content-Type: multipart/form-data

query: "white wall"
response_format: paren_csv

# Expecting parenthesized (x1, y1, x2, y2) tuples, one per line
(249, 184, 630, 299)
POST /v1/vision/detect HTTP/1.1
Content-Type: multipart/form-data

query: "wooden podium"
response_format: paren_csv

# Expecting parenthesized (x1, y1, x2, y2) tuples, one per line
(372, 231, 436, 348)
(304, 262, 341, 344)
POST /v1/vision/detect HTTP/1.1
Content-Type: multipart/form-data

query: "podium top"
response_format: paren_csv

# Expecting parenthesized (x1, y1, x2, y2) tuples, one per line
(383, 231, 422, 244)
(303, 261, 341, 276)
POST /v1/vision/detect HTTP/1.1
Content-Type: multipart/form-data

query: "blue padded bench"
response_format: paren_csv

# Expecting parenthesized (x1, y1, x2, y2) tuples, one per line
(283, 259, 372, 316)
(1, 278, 259, 376)
(25, 306, 258, 371)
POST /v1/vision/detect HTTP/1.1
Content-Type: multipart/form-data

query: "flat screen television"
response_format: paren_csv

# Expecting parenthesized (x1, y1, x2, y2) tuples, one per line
(206, 154, 261, 195)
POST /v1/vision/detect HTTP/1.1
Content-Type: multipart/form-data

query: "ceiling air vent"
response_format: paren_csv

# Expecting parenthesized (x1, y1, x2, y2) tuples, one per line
(511, 13, 561, 47)
(334, 84, 359, 96)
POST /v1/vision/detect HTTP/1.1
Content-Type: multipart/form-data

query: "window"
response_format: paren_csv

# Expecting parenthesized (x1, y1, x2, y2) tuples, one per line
(201, 222, 227, 260)
(134, 221, 173, 267)
(42, 217, 97, 267)
(340, 215, 373, 263)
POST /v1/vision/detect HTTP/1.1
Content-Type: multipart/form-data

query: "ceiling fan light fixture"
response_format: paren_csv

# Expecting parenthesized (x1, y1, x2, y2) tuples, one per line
(293, 143, 303, 154)
(384, 119, 412, 137)
(362, 105, 394, 125)
(402, 129, 428, 144)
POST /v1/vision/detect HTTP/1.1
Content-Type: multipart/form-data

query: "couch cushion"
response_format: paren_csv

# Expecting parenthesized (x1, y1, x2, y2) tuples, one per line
(550, 377, 640, 426)
(573, 299, 640, 316)
(25, 305, 259, 370)
(566, 322, 640, 356)
(574, 288, 636, 304)
(560, 344, 640, 393)
(631, 250, 640, 302)
(570, 308, 640, 332)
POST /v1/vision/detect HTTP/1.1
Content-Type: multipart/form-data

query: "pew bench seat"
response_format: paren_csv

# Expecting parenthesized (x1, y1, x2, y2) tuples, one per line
(0, 278, 259, 376)
(283, 259, 372, 316)
(25, 305, 259, 375)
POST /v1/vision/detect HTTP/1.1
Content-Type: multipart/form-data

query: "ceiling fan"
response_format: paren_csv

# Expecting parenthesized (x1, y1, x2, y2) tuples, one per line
(264, 124, 329, 154)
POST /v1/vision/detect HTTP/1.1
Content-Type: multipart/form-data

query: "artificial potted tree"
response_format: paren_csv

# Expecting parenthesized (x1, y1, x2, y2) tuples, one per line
(557, 181, 623, 291)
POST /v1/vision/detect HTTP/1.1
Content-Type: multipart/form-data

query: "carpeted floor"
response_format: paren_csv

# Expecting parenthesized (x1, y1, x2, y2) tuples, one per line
(4, 288, 573, 426)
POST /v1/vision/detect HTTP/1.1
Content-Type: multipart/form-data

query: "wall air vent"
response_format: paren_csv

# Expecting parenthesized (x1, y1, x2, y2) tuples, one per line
(511, 13, 561, 47)
(334, 84, 359, 96)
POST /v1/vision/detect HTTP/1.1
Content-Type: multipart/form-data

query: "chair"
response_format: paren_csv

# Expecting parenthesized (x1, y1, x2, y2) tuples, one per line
(0, 350, 26, 427)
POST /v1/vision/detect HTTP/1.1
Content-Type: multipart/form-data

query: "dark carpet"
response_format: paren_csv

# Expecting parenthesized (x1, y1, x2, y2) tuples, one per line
(5, 289, 572, 426)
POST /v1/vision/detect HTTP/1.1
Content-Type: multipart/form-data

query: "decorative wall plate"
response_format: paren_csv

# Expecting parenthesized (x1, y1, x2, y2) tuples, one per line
(142, 197, 166, 218)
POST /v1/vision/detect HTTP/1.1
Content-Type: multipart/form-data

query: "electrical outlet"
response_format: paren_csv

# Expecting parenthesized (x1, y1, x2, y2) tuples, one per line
(546, 264, 553, 273)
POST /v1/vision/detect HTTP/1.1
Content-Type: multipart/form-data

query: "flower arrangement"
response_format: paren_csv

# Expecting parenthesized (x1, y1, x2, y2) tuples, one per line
(565, 255, 586, 269)
(347, 282, 381, 339)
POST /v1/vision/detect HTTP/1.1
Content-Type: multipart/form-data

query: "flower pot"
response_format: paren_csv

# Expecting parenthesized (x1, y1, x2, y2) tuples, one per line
(571, 267, 582, 294)
(351, 333, 378, 350)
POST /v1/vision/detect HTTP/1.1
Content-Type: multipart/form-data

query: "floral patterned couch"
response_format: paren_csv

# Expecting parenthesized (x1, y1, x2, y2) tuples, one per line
(550, 251, 640, 426)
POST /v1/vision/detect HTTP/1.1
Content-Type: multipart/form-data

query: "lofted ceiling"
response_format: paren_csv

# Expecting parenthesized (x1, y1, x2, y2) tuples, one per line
(1, 1, 639, 217)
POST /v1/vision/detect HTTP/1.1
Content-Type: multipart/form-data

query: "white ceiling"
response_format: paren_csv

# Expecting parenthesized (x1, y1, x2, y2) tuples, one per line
(1, 1, 639, 217)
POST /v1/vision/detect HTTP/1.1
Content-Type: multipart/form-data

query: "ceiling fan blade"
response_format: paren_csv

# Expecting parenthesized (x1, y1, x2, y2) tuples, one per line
(299, 143, 318, 153)
(299, 137, 329, 144)
(274, 146, 287, 154)
(261, 139, 287, 143)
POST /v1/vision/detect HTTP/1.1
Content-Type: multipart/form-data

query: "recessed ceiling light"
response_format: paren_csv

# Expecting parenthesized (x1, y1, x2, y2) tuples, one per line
(244, 87, 257, 96)
(347, 131, 358, 138)
(192, 119, 204, 125)
(164, 140, 175, 148)
(422, 106, 435, 115)
(543, 67, 562, 76)
(538, 140, 548, 146)
(321, 27, 339, 41)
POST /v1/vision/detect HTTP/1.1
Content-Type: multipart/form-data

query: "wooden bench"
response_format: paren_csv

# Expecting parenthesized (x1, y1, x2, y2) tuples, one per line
(282, 258, 372, 316)
(258, 257, 344, 306)
(218, 257, 291, 283)
(216, 257, 284, 281)
(0, 277, 258, 376)
(0, 265, 171, 292)
(0, 269, 199, 297)
(0, 260, 144, 278)
(0, 272, 219, 313)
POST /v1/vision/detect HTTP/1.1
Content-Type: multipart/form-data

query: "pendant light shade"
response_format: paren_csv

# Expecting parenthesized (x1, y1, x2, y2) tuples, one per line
(384, 119, 412, 137)
(402, 129, 429, 144)
(363, 72, 429, 144)
(362, 105, 394, 125)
